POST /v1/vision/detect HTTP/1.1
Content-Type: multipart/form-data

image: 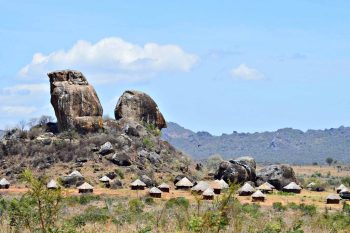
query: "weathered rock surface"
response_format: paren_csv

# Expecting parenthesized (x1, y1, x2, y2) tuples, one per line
(47, 70, 103, 133)
(105, 152, 132, 166)
(114, 90, 166, 129)
(99, 142, 114, 155)
(140, 175, 155, 187)
(61, 175, 84, 188)
(214, 156, 256, 184)
(255, 164, 297, 190)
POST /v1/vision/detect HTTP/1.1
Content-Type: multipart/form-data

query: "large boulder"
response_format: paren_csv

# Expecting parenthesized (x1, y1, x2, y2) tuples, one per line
(47, 70, 103, 133)
(214, 157, 256, 184)
(114, 90, 166, 129)
(255, 164, 297, 190)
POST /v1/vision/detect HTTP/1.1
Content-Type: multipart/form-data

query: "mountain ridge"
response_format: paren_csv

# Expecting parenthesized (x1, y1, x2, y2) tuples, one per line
(161, 122, 350, 164)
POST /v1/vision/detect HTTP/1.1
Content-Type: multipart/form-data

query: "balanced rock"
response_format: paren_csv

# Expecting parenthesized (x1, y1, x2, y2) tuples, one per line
(47, 70, 103, 133)
(255, 164, 297, 190)
(114, 90, 166, 129)
(214, 156, 256, 184)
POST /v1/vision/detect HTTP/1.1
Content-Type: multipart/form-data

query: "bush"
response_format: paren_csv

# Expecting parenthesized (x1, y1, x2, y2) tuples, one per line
(273, 202, 286, 211)
(298, 204, 316, 216)
(143, 137, 154, 150)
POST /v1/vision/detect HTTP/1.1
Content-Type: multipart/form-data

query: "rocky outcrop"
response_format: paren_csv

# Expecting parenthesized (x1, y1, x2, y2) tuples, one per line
(214, 156, 256, 184)
(255, 164, 297, 190)
(47, 70, 103, 133)
(114, 90, 166, 129)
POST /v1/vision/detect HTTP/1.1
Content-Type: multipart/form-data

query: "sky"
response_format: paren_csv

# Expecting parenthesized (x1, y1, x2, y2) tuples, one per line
(1, 0, 350, 135)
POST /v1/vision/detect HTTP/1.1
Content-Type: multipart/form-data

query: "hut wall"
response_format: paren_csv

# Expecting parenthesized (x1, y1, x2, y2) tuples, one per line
(283, 189, 301, 194)
(79, 189, 93, 194)
(239, 191, 253, 196)
(326, 199, 340, 204)
(203, 195, 214, 200)
(150, 193, 161, 198)
(131, 186, 145, 190)
(176, 186, 191, 190)
(0, 184, 9, 189)
(159, 187, 169, 192)
(214, 189, 221, 195)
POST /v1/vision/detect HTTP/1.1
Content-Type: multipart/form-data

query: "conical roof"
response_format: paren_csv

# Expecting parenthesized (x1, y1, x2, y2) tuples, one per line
(257, 182, 273, 191)
(149, 187, 162, 194)
(0, 178, 10, 185)
(131, 179, 146, 187)
(99, 176, 111, 182)
(219, 179, 229, 189)
(158, 183, 170, 189)
(326, 194, 341, 200)
(69, 170, 83, 178)
(252, 190, 266, 198)
(202, 188, 215, 196)
(77, 182, 94, 190)
(307, 182, 316, 188)
(47, 179, 58, 189)
(336, 184, 347, 191)
(283, 182, 302, 190)
(265, 182, 275, 189)
(238, 183, 255, 193)
(340, 187, 349, 193)
(191, 181, 210, 192)
(175, 177, 193, 187)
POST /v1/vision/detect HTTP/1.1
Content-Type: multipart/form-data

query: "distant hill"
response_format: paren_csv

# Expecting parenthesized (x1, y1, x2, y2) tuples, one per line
(0, 130, 4, 139)
(162, 122, 350, 164)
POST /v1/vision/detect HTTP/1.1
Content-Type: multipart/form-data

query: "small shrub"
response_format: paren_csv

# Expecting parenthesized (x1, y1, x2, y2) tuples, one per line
(143, 137, 154, 150)
(273, 202, 286, 211)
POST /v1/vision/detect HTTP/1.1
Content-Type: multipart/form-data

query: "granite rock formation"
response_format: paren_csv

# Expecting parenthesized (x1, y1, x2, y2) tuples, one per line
(47, 70, 103, 133)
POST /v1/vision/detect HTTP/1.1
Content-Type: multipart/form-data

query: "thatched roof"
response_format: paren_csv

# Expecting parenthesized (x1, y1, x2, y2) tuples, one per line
(47, 179, 58, 189)
(69, 170, 83, 177)
(326, 194, 341, 200)
(149, 187, 162, 194)
(78, 182, 94, 190)
(202, 188, 215, 196)
(340, 187, 349, 193)
(191, 181, 210, 192)
(283, 182, 302, 190)
(257, 182, 273, 191)
(218, 179, 229, 189)
(252, 190, 266, 198)
(238, 183, 255, 193)
(0, 178, 10, 186)
(265, 182, 275, 189)
(99, 176, 111, 182)
(336, 184, 347, 191)
(131, 179, 146, 187)
(307, 182, 316, 188)
(175, 177, 193, 187)
(158, 183, 170, 189)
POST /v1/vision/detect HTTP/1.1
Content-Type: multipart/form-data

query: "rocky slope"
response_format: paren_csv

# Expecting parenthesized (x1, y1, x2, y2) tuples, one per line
(162, 122, 350, 164)
(0, 71, 194, 186)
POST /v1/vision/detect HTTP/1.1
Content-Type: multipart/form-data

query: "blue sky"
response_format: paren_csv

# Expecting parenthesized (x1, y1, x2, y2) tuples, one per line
(1, 0, 350, 135)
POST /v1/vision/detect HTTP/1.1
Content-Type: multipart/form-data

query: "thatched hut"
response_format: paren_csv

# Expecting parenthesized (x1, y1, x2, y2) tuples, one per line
(47, 179, 58, 190)
(0, 178, 10, 189)
(77, 182, 94, 194)
(191, 181, 209, 194)
(257, 182, 273, 194)
(282, 182, 302, 194)
(202, 188, 215, 200)
(149, 187, 162, 198)
(211, 181, 223, 194)
(336, 184, 347, 193)
(252, 190, 266, 202)
(69, 170, 83, 178)
(340, 188, 350, 200)
(238, 183, 255, 196)
(99, 176, 112, 188)
(326, 194, 341, 204)
(158, 183, 170, 192)
(130, 179, 146, 190)
(175, 177, 193, 190)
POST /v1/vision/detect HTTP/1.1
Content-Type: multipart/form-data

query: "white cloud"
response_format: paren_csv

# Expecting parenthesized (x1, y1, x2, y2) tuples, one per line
(230, 64, 264, 80)
(3, 83, 49, 95)
(19, 37, 198, 83)
(1, 106, 37, 115)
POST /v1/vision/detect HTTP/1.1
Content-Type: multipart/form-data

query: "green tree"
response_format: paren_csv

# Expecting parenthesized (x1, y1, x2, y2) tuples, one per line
(325, 157, 333, 166)
(10, 170, 64, 233)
